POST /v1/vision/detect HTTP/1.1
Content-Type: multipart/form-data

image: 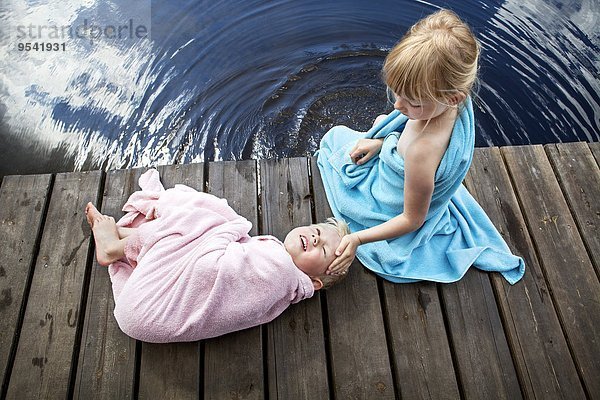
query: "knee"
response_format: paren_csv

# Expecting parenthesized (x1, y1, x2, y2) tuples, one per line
(113, 302, 171, 343)
(113, 301, 158, 342)
(373, 114, 387, 127)
(113, 303, 142, 340)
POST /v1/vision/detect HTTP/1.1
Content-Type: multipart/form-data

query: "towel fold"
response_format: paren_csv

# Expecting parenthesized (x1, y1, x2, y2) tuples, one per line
(108, 169, 314, 343)
(316, 97, 525, 284)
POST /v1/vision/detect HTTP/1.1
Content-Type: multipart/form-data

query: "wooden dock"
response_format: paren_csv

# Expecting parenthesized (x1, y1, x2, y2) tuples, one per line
(0, 142, 599, 400)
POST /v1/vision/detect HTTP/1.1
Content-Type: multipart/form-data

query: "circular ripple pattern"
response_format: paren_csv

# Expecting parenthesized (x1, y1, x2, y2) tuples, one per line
(249, 49, 390, 160)
(0, 0, 598, 177)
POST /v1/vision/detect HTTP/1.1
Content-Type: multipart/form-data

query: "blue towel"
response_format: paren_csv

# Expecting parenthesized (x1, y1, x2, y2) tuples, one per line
(316, 97, 525, 284)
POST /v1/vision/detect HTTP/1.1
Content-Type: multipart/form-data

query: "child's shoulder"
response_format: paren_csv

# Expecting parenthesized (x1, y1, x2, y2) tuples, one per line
(404, 125, 452, 169)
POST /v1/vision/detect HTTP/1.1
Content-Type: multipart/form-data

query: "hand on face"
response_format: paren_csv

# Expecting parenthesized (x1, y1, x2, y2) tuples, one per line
(284, 224, 342, 277)
(326, 233, 360, 275)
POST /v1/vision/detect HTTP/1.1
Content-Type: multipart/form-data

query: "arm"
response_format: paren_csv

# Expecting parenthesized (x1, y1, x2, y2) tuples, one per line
(355, 142, 436, 242)
(327, 141, 438, 274)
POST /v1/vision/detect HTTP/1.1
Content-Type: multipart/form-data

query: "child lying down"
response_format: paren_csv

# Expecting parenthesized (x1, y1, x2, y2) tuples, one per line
(85, 168, 349, 343)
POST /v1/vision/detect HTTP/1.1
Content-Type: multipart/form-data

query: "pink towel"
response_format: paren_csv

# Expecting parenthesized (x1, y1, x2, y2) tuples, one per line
(108, 169, 314, 343)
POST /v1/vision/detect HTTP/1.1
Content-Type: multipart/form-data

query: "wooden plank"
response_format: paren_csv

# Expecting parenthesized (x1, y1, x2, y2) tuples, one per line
(465, 147, 585, 399)
(206, 160, 258, 237)
(545, 143, 600, 277)
(7, 171, 102, 399)
(588, 142, 600, 166)
(439, 267, 522, 400)
(204, 160, 263, 400)
(0, 174, 52, 397)
(502, 145, 600, 398)
(74, 169, 143, 400)
(382, 281, 460, 400)
(440, 154, 522, 400)
(439, 159, 522, 400)
(260, 158, 329, 399)
(139, 341, 199, 400)
(309, 156, 395, 399)
(137, 164, 204, 400)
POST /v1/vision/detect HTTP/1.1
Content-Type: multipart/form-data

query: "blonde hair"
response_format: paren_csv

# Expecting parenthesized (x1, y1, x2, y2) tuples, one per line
(383, 9, 480, 107)
(311, 217, 351, 289)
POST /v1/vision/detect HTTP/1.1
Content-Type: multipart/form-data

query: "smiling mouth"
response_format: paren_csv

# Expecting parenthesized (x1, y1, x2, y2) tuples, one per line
(300, 235, 307, 251)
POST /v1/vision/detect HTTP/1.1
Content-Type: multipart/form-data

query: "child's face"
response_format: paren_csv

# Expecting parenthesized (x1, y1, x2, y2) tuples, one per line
(389, 90, 450, 121)
(284, 224, 342, 277)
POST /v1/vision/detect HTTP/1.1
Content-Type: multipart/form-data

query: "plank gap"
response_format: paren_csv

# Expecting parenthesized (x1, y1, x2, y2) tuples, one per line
(74, 168, 143, 399)
(261, 326, 269, 400)
(319, 292, 335, 400)
(310, 155, 395, 399)
(436, 283, 466, 400)
(486, 275, 528, 398)
(500, 146, 594, 398)
(256, 161, 264, 239)
(494, 145, 587, 397)
(588, 142, 600, 167)
(199, 340, 205, 400)
(376, 277, 401, 400)
(309, 158, 335, 400)
(463, 157, 527, 398)
(7, 171, 105, 398)
(307, 157, 318, 225)
(67, 170, 107, 400)
(256, 161, 270, 400)
(486, 270, 531, 397)
(202, 161, 209, 193)
(132, 340, 142, 400)
(497, 147, 558, 300)
(0, 173, 55, 399)
(544, 143, 600, 282)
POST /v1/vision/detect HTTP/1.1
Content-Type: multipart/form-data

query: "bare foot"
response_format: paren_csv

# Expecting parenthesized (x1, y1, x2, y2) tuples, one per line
(85, 202, 122, 266)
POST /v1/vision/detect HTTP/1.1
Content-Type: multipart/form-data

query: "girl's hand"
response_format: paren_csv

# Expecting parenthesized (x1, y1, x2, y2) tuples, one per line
(327, 233, 362, 275)
(350, 138, 384, 165)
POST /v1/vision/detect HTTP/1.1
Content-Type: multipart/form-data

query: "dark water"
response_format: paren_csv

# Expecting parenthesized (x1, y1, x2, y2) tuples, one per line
(0, 0, 599, 178)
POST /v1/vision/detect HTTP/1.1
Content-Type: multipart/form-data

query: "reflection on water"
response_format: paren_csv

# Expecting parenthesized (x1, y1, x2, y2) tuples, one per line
(0, 0, 598, 178)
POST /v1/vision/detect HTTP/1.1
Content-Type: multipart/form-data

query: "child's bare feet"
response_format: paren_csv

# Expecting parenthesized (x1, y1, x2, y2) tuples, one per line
(85, 202, 124, 266)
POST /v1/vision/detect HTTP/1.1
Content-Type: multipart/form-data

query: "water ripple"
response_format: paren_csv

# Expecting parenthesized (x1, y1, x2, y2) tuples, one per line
(0, 0, 598, 177)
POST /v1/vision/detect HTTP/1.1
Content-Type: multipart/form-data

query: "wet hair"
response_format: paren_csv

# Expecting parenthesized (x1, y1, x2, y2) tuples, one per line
(383, 9, 481, 107)
(311, 217, 351, 289)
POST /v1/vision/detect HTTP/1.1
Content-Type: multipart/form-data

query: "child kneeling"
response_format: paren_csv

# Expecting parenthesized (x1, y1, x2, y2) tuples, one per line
(85, 168, 349, 343)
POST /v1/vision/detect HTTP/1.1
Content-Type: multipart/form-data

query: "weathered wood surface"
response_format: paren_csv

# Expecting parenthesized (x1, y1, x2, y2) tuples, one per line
(74, 168, 143, 400)
(1, 142, 599, 400)
(260, 158, 329, 399)
(204, 160, 264, 400)
(138, 340, 199, 400)
(441, 160, 522, 400)
(382, 281, 460, 400)
(465, 147, 584, 399)
(545, 143, 600, 277)
(502, 145, 600, 398)
(7, 171, 102, 399)
(310, 157, 395, 400)
(588, 142, 600, 165)
(440, 267, 522, 400)
(0, 174, 51, 399)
